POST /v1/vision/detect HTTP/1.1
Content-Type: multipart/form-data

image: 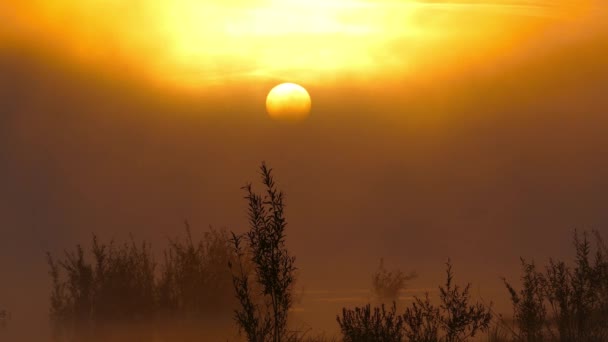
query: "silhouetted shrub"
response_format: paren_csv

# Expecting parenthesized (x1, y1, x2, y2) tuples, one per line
(372, 258, 417, 304)
(46, 227, 237, 341)
(403, 293, 440, 342)
(504, 229, 608, 342)
(229, 162, 297, 342)
(47, 244, 96, 340)
(549, 230, 608, 341)
(339, 260, 491, 342)
(486, 319, 512, 342)
(157, 224, 236, 317)
(503, 259, 546, 342)
(403, 260, 492, 342)
(92, 237, 157, 323)
(337, 302, 405, 342)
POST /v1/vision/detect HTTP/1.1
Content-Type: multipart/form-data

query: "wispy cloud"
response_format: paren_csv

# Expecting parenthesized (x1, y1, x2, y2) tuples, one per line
(1, 0, 598, 90)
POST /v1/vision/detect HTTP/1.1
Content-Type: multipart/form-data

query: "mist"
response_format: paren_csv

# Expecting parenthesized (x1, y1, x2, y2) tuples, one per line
(1, 1, 608, 340)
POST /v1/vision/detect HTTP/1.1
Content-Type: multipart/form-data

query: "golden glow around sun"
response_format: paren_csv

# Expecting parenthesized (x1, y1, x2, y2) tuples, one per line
(266, 83, 312, 121)
(0, 0, 596, 91)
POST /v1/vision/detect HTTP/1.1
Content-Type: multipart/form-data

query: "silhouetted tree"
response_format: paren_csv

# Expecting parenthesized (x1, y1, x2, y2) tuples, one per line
(230, 162, 297, 342)
(372, 258, 417, 304)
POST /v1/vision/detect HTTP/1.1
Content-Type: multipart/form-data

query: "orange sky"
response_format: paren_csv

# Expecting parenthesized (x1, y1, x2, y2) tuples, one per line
(1, 0, 608, 339)
(2, 0, 601, 92)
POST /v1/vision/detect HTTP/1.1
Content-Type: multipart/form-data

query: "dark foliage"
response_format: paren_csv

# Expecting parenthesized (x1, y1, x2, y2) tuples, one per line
(503, 259, 546, 341)
(157, 224, 235, 317)
(46, 227, 237, 341)
(44, 162, 608, 342)
(339, 260, 491, 342)
(403, 293, 441, 342)
(230, 162, 297, 342)
(337, 303, 405, 342)
(402, 260, 492, 342)
(437, 260, 492, 342)
(504, 229, 608, 342)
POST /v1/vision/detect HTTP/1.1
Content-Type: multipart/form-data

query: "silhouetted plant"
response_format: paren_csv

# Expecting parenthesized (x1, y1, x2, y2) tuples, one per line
(158, 223, 236, 317)
(418, 259, 492, 342)
(46, 226, 238, 341)
(47, 244, 95, 340)
(230, 232, 272, 342)
(551, 230, 608, 341)
(503, 229, 608, 342)
(400, 260, 492, 342)
(229, 162, 297, 342)
(337, 302, 405, 342)
(486, 319, 512, 342)
(340, 260, 491, 342)
(372, 258, 417, 304)
(503, 258, 548, 342)
(93, 237, 157, 324)
(47, 252, 71, 339)
(403, 293, 441, 342)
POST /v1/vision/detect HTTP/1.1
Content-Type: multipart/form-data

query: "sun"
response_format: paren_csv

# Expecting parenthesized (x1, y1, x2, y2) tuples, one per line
(265, 83, 311, 121)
